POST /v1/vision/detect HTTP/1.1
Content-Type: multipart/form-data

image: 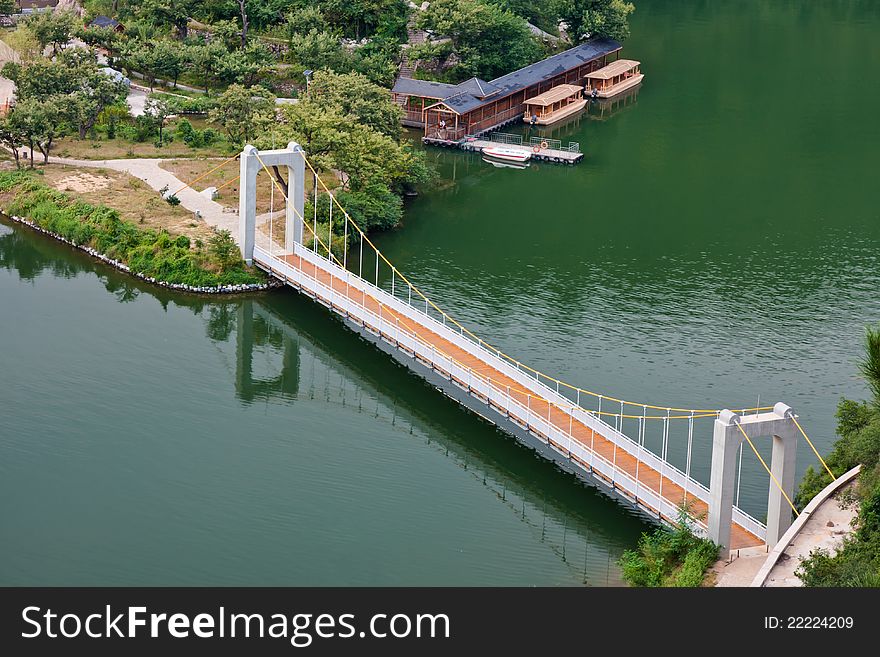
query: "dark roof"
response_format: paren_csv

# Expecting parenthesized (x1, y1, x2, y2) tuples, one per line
(450, 77, 501, 99)
(89, 15, 122, 29)
(416, 37, 622, 115)
(392, 77, 457, 98)
(489, 37, 621, 96)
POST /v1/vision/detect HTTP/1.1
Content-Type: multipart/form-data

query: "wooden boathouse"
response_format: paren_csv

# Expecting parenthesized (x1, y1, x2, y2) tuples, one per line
(391, 37, 622, 144)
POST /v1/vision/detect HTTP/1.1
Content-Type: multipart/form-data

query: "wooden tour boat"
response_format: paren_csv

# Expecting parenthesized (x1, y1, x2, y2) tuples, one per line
(481, 146, 532, 164)
(523, 84, 587, 126)
(585, 59, 643, 98)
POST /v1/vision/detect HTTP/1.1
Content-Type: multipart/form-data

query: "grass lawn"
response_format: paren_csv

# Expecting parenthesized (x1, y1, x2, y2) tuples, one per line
(52, 136, 235, 160)
(51, 117, 236, 160)
(28, 164, 219, 243)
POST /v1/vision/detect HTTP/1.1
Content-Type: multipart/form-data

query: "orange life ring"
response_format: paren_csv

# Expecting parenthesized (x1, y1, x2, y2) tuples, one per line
(540, 140, 549, 150)
(532, 145, 541, 153)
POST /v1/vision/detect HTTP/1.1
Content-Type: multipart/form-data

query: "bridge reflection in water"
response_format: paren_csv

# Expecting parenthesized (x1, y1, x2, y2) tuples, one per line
(226, 296, 645, 585)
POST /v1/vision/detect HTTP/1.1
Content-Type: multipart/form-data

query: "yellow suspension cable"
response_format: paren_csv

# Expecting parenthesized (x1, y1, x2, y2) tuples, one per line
(251, 149, 777, 426)
(734, 421, 799, 516)
(255, 153, 770, 423)
(171, 154, 240, 197)
(211, 175, 239, 195)
(791, 416, 836, 481)
(295, 149, 772, 417)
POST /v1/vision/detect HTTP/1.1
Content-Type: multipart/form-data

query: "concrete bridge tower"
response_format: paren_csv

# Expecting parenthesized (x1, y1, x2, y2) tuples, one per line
(708, 403, 799, 559)
(238, 142, 306, 264)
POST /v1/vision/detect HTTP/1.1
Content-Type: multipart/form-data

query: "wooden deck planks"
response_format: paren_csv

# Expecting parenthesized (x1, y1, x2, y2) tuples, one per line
(278, 252, 762, 550)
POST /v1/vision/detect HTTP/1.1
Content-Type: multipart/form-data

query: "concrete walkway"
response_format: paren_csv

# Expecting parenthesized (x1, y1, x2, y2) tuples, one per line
(46, 155, 240, 239)
(762, 482, 857, 586)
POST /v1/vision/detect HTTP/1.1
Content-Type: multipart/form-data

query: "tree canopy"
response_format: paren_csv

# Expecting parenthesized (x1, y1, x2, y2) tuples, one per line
(560, 0, 636, 43)
(415, 0, 544, 81)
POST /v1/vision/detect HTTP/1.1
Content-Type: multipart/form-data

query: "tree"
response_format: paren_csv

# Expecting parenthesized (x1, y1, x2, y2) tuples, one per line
(143, 97, 172, 144)
(208, 84, 275, 145)
(141, 0, 197, 39)
(3, 28, 42, 63)
(320, 0, 409, 40)
(0, 0, 14, 17)
(7, 105, 39, 168)
(306, 70, 402, 139)
(258, 100, 435, 232)
(77, 23, 125, 63)
(238, 0, 249, 48)
(415, 0, 543, 80)
(122, 40, 161, 90)
(13, 98, 68, 163)
(560, 0, 635, 42)
(208, 229, 240, 270)
(4, 49, 127, 140)
(152, 39, 189, 87)
(215, 43, 272, 87)
(283, 6, 331, 41)
(187, 40, 226, 93)
(287, 29, 347, 72)
(25, 10, 78, 56)
(0, 116, 25, 168)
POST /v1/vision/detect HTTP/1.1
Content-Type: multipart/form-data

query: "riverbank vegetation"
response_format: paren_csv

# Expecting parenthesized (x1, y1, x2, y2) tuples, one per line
(411, 0, 635, 82)
(0, 170, 263, 287)
(793, 327, 880, 586)
(618, 510, 719, 587)
(1, 0, 633, 237)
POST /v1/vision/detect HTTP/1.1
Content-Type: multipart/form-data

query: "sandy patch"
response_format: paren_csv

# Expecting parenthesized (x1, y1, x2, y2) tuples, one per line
(54, 173, 113, 193)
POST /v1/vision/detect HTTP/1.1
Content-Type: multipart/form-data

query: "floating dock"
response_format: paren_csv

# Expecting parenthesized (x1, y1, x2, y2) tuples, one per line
(424, 132, 585, 165)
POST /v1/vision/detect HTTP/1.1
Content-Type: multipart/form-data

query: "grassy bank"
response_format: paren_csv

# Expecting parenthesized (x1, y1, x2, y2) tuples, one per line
(0, 170, 264, 288)
(618, 511, 719, 587)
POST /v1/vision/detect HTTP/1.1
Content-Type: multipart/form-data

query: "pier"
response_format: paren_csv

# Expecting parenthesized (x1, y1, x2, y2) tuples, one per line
(425, 132, 584, 165)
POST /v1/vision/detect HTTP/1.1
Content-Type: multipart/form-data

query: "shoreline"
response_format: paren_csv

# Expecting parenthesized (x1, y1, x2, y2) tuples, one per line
(2, 212, 282, 296)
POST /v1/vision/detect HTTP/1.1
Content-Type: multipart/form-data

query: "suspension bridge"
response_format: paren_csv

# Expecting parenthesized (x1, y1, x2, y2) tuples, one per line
(178, 142, 834, 559)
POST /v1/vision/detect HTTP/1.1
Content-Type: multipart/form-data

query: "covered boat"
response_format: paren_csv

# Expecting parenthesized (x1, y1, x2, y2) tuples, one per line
(523, 84, 587, 125)
(585, 59, 643, 98)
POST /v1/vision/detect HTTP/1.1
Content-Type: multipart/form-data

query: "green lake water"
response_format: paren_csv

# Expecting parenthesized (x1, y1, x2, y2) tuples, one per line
(2, 0, 879, 585)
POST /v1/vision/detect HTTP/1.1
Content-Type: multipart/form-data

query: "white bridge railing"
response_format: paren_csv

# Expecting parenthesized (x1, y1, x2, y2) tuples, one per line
(254, 244, 767, 542)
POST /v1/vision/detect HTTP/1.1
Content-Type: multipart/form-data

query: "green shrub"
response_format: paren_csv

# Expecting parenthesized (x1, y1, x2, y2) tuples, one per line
(795, 399, 880, 508)
(0, 171, 263, 288)
(618, 510, 719, 587)
(797, 486, 880, 587)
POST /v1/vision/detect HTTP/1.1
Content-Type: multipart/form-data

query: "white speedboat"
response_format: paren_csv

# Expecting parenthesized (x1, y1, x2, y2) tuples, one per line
(481, 146, 531, 163)
(481, 156, 529, 170)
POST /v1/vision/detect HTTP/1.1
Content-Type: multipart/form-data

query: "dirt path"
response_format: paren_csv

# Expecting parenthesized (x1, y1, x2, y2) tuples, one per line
(0, 40, 18, 107)
(45, 154, 240, 240)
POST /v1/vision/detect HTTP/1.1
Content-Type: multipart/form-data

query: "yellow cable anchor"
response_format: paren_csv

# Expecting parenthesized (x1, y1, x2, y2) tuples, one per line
(171, 154, 240, 197)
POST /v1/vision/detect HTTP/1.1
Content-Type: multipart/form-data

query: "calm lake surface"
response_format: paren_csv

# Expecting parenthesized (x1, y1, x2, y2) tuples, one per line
(2, 0, 879, 585)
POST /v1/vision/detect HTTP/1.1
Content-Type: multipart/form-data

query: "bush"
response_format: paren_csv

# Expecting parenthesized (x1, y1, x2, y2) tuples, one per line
(0, 171, 263, 288)
(159, 94, 218, 115)
(795, 399, 880, 508)
(794, 326, 880, 586)
(618, 510, 719, 587)
(174, 118, 221, 149)
(797, 486, 880, 587)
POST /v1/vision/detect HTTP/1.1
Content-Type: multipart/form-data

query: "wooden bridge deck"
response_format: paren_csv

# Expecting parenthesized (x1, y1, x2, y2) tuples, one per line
(260, 247, 762, 551)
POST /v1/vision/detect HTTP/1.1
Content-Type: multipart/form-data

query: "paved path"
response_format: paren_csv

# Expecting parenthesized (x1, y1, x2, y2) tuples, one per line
(0, 39, 18, 107)
(47, 155, 240, 239)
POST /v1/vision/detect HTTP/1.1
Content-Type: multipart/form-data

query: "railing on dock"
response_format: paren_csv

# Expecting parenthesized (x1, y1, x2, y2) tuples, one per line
(483, 132, 581, 154)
